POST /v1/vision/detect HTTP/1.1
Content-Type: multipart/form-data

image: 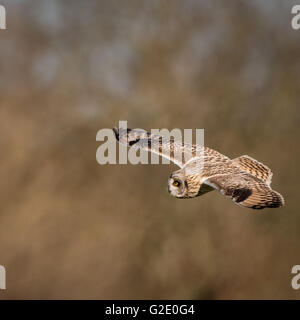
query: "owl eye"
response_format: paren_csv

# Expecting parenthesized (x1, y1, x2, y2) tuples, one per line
(173, 180, 181, 187)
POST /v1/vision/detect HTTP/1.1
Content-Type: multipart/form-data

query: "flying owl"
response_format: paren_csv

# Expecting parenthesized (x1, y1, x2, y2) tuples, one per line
(113, 127, 285, 210)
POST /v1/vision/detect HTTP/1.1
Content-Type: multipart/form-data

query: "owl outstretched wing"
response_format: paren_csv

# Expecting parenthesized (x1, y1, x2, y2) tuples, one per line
(202, 173, 284, 209)
(113, 127, 202, 168)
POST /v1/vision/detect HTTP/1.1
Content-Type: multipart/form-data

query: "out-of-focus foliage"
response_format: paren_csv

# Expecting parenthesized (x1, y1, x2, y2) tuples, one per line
(0, 0, 299, 299)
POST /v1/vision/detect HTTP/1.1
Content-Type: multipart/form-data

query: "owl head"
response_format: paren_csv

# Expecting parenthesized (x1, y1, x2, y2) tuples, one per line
(168, 167, 204, 199)
(168, 172, 187, 198)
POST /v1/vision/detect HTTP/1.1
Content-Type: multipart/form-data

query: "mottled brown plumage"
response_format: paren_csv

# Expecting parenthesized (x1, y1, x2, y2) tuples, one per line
(113, 127, 285, 210)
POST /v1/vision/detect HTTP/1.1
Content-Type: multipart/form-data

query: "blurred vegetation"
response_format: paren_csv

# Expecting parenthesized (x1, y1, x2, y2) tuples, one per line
(0, 0, 299, 299)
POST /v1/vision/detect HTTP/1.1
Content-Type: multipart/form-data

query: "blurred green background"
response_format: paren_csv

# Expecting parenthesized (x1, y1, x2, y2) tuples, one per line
(0, 0, 299, 299)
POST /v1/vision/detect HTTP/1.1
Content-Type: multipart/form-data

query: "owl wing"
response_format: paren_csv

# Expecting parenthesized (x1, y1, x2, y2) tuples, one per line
(232, 155, 273, 185)
(113, 127, 200, 168)
(202, 173, 284, 210)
